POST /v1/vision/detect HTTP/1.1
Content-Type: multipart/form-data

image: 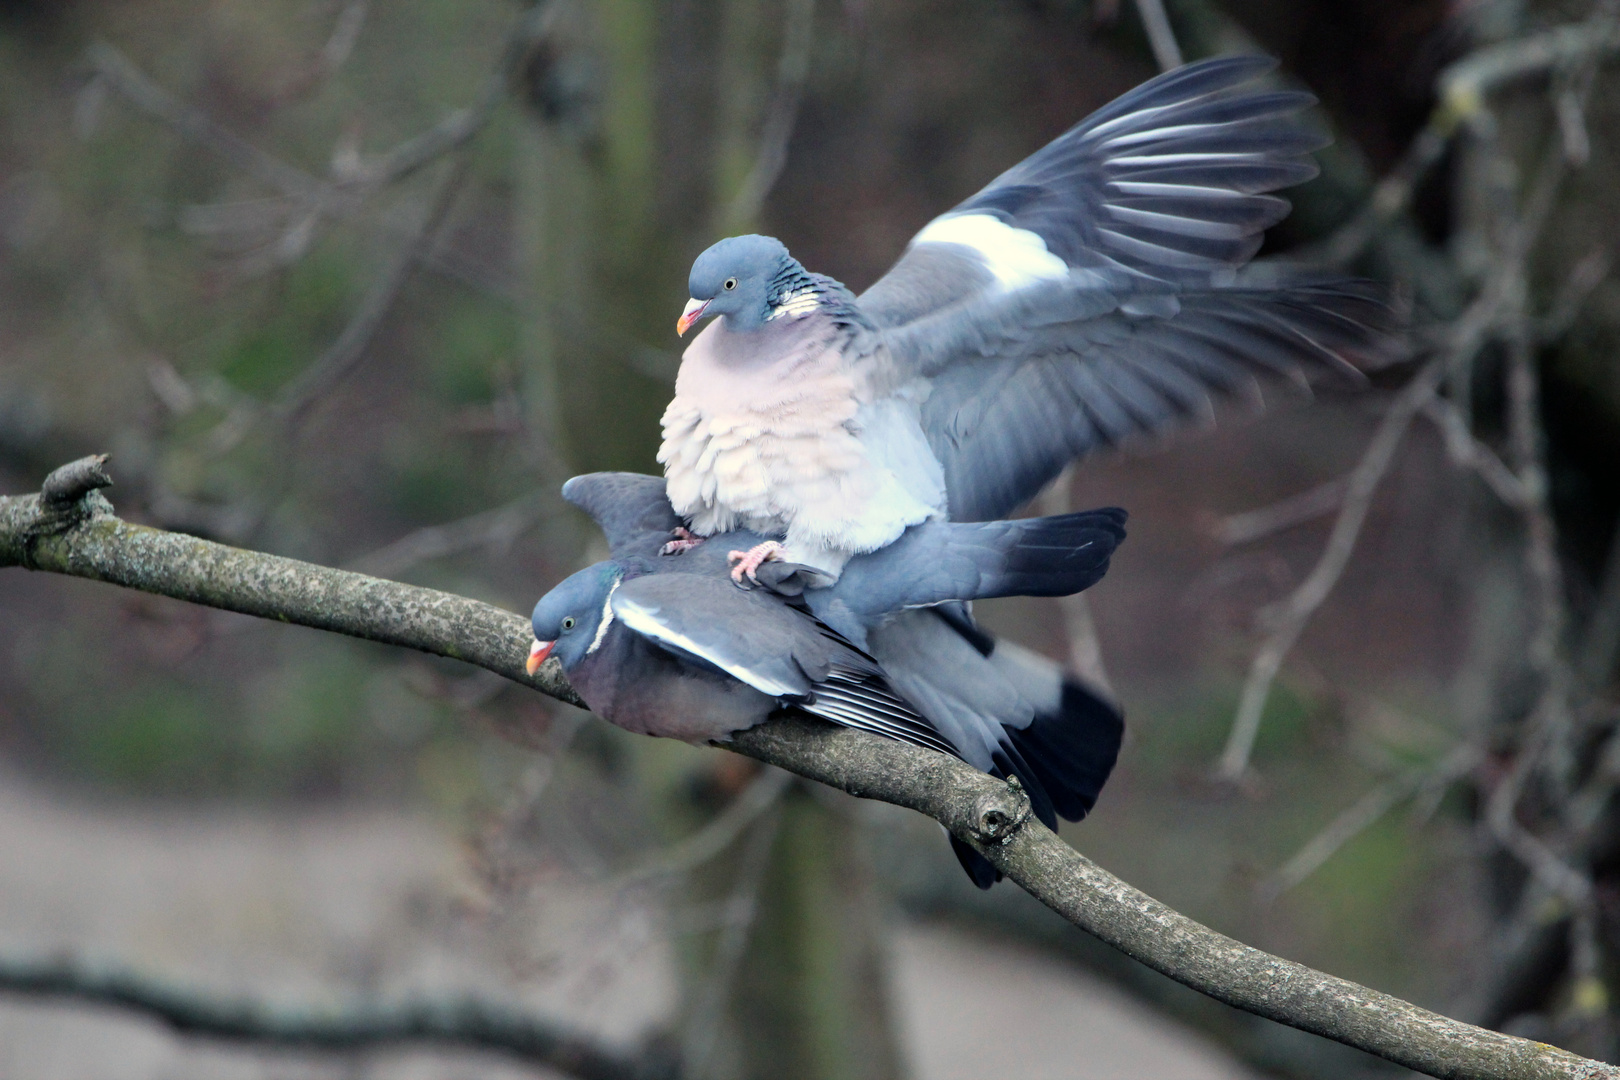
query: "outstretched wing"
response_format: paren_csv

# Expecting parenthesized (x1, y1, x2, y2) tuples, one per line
(611, 574, 957, 756)
(913, 276, 1393, 521)
(853, 56, 1395, 522)
(860, 56, 1318, 325)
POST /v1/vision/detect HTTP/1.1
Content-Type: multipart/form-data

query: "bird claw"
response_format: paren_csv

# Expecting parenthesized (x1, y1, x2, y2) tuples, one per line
(728, 541, 785, 585)
(660, 527, 704, 556)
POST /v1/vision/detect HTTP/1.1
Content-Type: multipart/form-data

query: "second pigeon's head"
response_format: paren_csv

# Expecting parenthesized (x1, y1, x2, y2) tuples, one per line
(527, 563, 623, 675)
(677, 234, 793, 336)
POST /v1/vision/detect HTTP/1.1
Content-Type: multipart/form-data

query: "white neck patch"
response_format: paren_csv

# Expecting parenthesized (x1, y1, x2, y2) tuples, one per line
(768, 287, 821, 321)
(587, 577, 621, 655)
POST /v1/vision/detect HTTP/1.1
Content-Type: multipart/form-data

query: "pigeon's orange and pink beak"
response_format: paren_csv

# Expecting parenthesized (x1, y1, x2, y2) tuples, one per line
(526, 638, 555, 676)
(676, 297, 710, 337)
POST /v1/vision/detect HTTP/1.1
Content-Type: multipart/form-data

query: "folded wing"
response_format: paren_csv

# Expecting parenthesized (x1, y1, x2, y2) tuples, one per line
(611, 574, 958, 756)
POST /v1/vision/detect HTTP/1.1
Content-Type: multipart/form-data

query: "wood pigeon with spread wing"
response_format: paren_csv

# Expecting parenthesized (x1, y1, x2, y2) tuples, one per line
(658, 56, 1395, 584)
(531, 472, 1128, 887)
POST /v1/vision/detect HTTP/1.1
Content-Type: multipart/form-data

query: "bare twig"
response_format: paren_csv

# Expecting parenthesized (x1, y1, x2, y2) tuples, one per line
(85, 43, 321, 200)
(347, 491, 548, 578)
(1218, 74, 1584, 782)
(1422, 398, 1531, 511)
(0, 952, 667, 1080)
(1056, 591, 1114, 699)
(612, 769, 792, 889)
(1438, 16, 1620, 118)
(194, 151, 471, 458)
(1479, 107, 1587, 842)
(1505, 325, 1569, 693)
(1311, 9, 1618, 270)
(1215, 361, 1442, 781)
(1314, 121, 1455, 269)
(321, 1, 368, 73)
(1292, 9, 1620, 313)
(1261, 744, 1480, 901)
(1212, 476, 1349, 547)
(93, 0, 542, 193)
(1484, 704, 1592, 909)
(274, 155, 473, 431)
(348, 0, 559, 190)
(1, 465, 1616, 1080)
(1132, 0, 1183, 71)
(1535, 249, 1611, 344)
(88, 0, 546, 275)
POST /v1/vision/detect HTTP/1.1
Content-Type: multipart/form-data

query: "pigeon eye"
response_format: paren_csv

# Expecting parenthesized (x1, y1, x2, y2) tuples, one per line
(561, 616, 576, 631)
(724, 277, 738, 291)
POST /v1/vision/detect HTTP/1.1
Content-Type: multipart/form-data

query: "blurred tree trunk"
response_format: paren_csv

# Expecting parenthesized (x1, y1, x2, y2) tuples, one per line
(696, 2, 907, 1073)
(514, 3, 910, 1076)
(728, 787, 907, 1080)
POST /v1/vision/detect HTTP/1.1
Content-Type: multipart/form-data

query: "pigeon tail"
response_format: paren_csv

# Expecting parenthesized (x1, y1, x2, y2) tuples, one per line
(951, 835, 1002, 890)
(954, 675, 1122, 891)
(984, 508, 1127, 599)
(1001, 677, 1123, 825)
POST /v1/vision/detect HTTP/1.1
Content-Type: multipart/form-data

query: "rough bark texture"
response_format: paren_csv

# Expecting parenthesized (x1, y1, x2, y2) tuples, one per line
(0, 461, 583, 709)
(1, 459, 1615, 1080)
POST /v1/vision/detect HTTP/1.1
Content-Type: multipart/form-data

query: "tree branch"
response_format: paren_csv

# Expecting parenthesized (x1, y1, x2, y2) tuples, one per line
(0, 953, 668, 1080)
(0, 457, 583, 709)
(1131, 0, 1183, 72)
(0, 458, 1615, 1080)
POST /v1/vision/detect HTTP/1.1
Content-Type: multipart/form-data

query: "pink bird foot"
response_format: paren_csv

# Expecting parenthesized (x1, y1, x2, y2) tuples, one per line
(660, 527, 705, 556)
(728, 541, 785, 584)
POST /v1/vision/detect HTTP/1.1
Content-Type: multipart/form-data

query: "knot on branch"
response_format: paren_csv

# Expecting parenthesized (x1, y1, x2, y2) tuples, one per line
(40, 455, 114, 512)
(19, 455, 115, 569)
(969, 774, 1032, 846)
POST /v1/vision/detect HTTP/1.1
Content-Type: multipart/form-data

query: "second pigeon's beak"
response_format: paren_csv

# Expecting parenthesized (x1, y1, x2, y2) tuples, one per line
(526, 638, 555, 675)
(676, 297, 710, 337)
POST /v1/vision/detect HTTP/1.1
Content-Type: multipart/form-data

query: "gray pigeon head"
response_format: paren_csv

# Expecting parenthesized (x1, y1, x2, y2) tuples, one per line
(529, 562, 622, 672)
(679, 234, 792, 335)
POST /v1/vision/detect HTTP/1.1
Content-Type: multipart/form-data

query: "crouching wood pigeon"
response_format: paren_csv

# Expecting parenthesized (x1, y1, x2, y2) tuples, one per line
(529, 472, 1128, 887)
(658, 56, 1396, 584)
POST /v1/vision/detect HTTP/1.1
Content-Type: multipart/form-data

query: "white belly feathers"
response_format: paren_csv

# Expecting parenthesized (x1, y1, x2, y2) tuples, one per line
(657, 317, 943, 576)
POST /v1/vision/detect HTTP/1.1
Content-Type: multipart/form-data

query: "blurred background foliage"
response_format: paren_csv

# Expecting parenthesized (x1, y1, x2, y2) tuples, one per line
(3, 0, 1620, 1077)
